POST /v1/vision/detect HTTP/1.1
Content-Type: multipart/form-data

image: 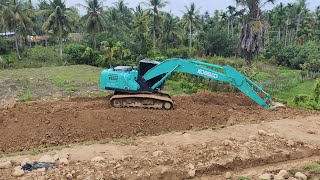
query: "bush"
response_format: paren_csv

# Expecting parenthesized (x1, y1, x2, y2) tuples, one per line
(26, 46, 60, 62)
(81, 47, 100, 65)
(268, 41, 320, 72)
(65, 43, 86, 64)
(165, 47, 190, 58)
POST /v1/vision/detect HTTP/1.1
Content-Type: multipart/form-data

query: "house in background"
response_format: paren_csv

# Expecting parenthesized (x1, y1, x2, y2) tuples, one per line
(0, 32, 15, 37)
(27, 35, 49, 46)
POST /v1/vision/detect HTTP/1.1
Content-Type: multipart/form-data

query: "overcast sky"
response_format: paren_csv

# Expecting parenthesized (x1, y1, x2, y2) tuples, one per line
(31, 0, 319, 16)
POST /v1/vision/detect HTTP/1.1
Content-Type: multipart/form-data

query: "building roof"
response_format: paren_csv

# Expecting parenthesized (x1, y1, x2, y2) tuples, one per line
(0, 32, 15, 36)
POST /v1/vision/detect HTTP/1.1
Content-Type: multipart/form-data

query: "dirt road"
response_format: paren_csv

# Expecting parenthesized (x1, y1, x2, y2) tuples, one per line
(0, 114, 319, 179)
(0, 91, 316, 153)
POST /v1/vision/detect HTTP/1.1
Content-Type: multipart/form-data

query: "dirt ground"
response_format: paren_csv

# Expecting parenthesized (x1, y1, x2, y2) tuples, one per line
(0, 91, 316, 153)
(0, 91, 319, 179)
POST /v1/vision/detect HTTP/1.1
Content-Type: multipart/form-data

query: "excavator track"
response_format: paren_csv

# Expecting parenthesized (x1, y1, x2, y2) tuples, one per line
(110, 93, 173, 110)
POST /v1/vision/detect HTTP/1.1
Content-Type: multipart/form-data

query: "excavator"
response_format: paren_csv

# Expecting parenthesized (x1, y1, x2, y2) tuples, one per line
(100, 58, 274, 110)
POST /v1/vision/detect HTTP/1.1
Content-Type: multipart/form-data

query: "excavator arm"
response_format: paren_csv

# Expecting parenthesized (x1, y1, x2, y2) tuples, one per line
(143, 58, 273, 109)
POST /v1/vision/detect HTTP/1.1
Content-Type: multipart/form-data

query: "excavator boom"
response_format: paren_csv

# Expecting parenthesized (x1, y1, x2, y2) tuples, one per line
(100, 58, 274, 110)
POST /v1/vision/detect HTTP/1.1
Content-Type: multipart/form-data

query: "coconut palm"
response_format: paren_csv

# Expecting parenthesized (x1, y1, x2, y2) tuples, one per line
(41, 0, 78, 59)
(181, 3, 202, 56)
(78, 0, 106, 50)
(141, 0, 168, 54)
(1, 0, 34, 60)
(235, 0, 275, 66)
(161, 12, 183, 49)
(132, 5, 150, 53)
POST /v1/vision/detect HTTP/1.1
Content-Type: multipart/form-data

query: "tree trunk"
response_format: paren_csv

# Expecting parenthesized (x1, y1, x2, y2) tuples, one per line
(278, 27, 281, 41)
(15, 33, 21, 60)
(231, 19, 234, 38)
(189, 19, 192, 57)
(285, 18, 288, 46)
(153, 7, 156, 55)
(93, 32, 97, 51)
(227, 19, 230, 38)
(59, 37, 63, 61)
(296, 12, 302, 44)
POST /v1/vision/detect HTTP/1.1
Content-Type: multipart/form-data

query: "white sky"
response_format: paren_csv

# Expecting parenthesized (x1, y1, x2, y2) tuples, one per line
(31, 0, 320, 16)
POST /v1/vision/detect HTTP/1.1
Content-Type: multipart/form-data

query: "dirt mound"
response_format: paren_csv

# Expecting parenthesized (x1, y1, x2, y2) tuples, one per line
(183, 91, 256, 106)
(0, 91, 316, 153)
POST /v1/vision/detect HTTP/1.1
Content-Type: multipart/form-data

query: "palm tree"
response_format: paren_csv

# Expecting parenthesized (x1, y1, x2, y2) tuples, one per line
(78, 0, 106, 50)
(1, 0, 34, 60)
(161, 12, 183, 49)
(132, 5, 150, 53)
(227, 6, 237, 38)
(236, 0, 275, 66)
(41, 0, 78, 59)
(141, 0, 168, 54)
(0, 7, 3, 28)
(114, 0, 133, 29)
(181, 3, 202, 56)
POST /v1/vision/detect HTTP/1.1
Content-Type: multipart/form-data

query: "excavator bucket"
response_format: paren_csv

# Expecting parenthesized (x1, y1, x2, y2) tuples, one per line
(223, 65, 275, 109)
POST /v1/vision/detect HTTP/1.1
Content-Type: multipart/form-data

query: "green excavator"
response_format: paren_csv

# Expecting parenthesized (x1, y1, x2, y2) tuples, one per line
(100, 58, 274, 110)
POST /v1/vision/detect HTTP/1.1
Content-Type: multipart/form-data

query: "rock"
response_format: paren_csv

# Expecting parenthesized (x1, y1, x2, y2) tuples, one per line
(36, 168, 46, 172)
(225, 172, 232, 179)
(258, 130, 267, 136)
(249, 135, 257, 140)
(258, 173, 273, 180)
(53, 154, 60, 161)
(0, 161, 12, 169)
(39, 155, 55, 163)
(188, 163, 195, 170)
(20, 158, 31, 167)
(59, 158, 69, 165)
(12, 166, 24, 177)
(152, 151, 164, 157)
(91, 156, 105, 162)
(294, 172, 307, 180)
(66, 173, 73, 180)
(288, 178, 298, 180)
(277, 170, 289, 179)
(160, 166, 169, 175)
(274, 175, 284, 180)
(188, 169, 196, 177)
(287, 140, 295, 147)
(222, 140, 233, 146)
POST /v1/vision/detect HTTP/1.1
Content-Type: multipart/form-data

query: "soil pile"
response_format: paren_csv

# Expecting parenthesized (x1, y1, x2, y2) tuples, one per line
(0, 91, 315, 153)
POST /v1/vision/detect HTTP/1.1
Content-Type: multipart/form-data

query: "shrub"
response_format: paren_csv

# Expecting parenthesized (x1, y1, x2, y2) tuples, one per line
(165, 47, 190, 58)
(27, 46, 60, 62)
(65, 43, 86, 64)
(293, 94, 310, 104)
(269, 41, 320, 72)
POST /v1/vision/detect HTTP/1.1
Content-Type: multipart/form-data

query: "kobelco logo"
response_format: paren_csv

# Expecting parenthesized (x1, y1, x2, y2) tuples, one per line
(198, 69, 218, 79)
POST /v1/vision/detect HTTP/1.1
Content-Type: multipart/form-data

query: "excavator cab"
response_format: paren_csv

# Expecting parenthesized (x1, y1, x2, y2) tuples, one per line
(138, 60, 165, 90)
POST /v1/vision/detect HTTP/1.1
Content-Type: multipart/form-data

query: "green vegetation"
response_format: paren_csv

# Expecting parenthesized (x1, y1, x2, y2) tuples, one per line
(0, 65, 102, 82)
(237, 176, 250, 180)
(17, 90, 33, 102)
(304, 163, 320, 173)
(0, 0, 319, 110)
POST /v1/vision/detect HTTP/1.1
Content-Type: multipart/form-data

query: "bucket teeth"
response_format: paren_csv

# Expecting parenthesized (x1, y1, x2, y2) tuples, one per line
(110, 93, 173, 110)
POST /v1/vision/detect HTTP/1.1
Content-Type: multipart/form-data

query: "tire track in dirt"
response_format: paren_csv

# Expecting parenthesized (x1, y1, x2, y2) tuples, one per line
(0, 91, 317, 153)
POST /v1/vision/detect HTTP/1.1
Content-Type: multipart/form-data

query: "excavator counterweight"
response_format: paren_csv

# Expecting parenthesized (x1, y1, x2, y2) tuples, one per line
(100, 58, 274, 110)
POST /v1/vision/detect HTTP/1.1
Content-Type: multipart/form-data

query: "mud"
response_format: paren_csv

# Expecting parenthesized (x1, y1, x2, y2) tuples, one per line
(0, 91, 316, 153)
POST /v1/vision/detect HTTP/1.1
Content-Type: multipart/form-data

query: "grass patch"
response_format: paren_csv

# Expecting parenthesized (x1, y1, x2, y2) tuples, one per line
(0, 144, 68, 158)
(272, 80, 317, 102)
(237, 176, 250, 180)
(289, 168, 305, 175)
(115, 138, 135, 145)
(0, 65, 102, 83)
(17, 91, 33, 102)
(304, 163, 320, 173)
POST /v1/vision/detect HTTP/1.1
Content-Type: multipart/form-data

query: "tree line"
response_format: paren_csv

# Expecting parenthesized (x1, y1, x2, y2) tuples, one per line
(0, 0, 319, 68)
